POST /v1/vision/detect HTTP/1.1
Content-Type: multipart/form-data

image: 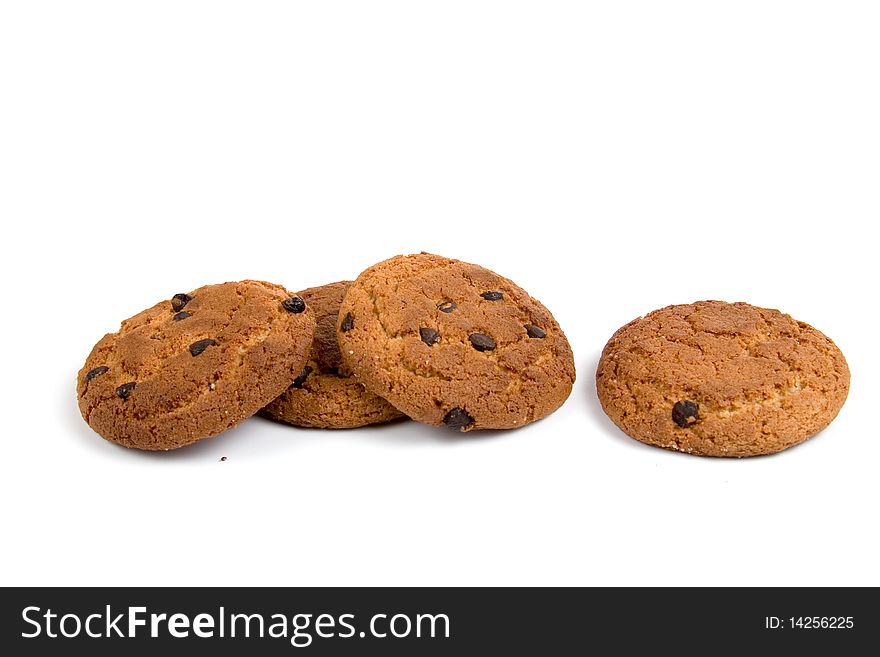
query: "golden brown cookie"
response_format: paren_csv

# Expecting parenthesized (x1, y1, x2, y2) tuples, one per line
(596, 301, 850, 457)
(77, 280, 316, 450)
(337, 253, 576, 431)
(261, 281, 405, 429)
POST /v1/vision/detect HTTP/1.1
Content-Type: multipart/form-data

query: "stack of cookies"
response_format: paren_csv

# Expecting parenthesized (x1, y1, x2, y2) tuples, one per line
(78, 253, 850, 457)
(77, 253, 577, 450)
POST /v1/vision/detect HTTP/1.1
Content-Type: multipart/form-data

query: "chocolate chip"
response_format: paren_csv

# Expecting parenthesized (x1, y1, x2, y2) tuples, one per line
(340, 313, 354, 332)
(292, 366, 313, 388)
(171, 293, 192, 312)
(525, 324, 546, 339)
(85, 366, 109, 382)
(469, 333, 496, 351)
(116, 382, 136, 400)
(480, 291, 503, 301)
(189, 338, 218, 357)
(438, 301, 457, 313)
(443, 407, 475, 431)
(672, 400, 699, 428)
(282, 297, 306, 313)
(419, 327, 440, 346)
(173, 311, 191, 321)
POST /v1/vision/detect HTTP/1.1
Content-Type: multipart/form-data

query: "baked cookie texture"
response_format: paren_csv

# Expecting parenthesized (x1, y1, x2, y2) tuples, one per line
(261, 281, 405, 429)
(337, 253, 576, 431)
(596, 301, 850, 457)
(77, 280, 316, 450)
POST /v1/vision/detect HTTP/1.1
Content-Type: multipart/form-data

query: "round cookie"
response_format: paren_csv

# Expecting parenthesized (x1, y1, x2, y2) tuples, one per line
(596, 301, 850, 457)
(337, 253, 576, 431)
(77, 280, 316, 450)
(261, 281, 406, 429)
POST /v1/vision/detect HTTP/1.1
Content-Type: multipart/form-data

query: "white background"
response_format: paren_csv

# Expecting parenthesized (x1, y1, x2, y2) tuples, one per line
(1, 1, 877, 587)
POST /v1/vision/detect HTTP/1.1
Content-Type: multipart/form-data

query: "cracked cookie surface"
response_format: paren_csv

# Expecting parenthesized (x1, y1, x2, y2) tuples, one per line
(337, 253, 576, 431)
(77, 280, 316, 450)
(596, 301, 850, 457)
(261, 281, 405, 429)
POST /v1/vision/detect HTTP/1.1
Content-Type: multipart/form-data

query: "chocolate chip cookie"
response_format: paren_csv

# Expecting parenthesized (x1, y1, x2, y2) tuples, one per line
(261, 281, 405, 429)
(596, 301, 850, 457)
(78, 280, 316, 450)
(337, 253, 576, 431)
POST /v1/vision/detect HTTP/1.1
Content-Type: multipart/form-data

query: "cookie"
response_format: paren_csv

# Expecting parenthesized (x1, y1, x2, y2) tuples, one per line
(596, 301, 850, 457)
(261, 281, 405, 429)
(77, 280, 316, 450)
(337, 253, 576, 431)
